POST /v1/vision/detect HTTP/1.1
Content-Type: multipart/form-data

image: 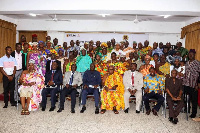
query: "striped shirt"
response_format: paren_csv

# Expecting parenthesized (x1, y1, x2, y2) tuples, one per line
(183, 60, 200, 88)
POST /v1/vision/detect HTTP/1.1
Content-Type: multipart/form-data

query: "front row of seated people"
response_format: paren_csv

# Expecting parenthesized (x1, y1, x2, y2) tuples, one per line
(19, 60, 184, 124)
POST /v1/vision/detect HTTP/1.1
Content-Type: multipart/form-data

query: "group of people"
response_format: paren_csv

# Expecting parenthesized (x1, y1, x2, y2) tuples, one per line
(0, 34, 200, 125)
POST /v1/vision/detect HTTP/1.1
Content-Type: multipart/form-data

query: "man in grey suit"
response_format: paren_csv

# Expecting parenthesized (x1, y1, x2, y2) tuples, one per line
(57, 64, 82, 113)
(123, 63, 143, 113)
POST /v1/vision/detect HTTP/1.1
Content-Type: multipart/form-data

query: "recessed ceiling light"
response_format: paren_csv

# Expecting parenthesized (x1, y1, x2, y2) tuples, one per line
(99, 14, 110, 17)
(29, 13, 37, 17)
(160, 15, 171, 18)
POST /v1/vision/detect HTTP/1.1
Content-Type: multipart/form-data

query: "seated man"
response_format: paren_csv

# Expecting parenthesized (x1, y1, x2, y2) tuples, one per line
(143, 67, 164, 116)
(100, 65, 125, 114)
(42, 62, 63, 111)
(166, 70, 184, 124)
(80, 63, 101, 114)
(123, 63, 143, 113)
(57, 64, 82, 113)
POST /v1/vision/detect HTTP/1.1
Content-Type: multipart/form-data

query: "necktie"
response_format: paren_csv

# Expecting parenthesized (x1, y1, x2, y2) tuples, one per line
(69, 72, 75, 85)
(51, 71, 55, 81)
(132, 73, 134, 86)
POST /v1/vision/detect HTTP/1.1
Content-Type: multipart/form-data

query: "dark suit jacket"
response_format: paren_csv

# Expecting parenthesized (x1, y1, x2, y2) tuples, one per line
(11, 51, 26, 70)
(45, 70, 63, 87)
(46, 60, 61, 73)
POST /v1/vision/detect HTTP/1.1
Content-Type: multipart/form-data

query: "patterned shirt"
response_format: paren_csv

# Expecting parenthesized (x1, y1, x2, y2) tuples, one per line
(183, 60, 200, 88)
(144, 74, 164, 93)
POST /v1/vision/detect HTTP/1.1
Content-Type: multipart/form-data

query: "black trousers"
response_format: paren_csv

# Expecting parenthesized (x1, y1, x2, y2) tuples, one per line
(3, 75, 15, 105)
(42, 87, 58, 108)
(60, 87, 77, 109)
(143, 91, 165, 112)
(184, 86, 198, 115)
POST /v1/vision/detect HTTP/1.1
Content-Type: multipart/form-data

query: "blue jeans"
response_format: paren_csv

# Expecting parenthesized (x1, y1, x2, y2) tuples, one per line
(81, 87, 99, 107)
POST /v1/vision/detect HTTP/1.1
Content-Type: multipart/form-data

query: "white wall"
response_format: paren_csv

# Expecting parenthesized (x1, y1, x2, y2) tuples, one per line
(15, 19, 185, 47)
(0, 16, 186, 47)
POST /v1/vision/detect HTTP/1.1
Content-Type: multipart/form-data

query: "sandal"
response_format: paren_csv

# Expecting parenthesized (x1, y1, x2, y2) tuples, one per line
(21, 110, 25, 115)
(113, 108, 119, 114)
(100, 109, 106, 114)
(25, 110, 30, 115)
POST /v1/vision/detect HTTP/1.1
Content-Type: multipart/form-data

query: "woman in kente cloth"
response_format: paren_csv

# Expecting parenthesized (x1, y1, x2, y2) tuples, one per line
(27, 42, 46, 76)
(94, 52, 108, 79)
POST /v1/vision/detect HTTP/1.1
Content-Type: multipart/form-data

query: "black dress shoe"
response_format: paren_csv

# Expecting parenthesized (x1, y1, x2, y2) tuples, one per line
(172, 118, 178, 124)
(95, 108, 99, 114)
(136, 110, 140, 114)
(190, 114, 196, 118)
(71, 109, 75, 113)
(80, 106, 86, 113)
(49, 107, 55, 111)
(168, 117, 173, 122)
(57, 108, 63, 113)
(42, 108, 46, 111)
(124, 108, 129, 113)
(146, 109, 151, 115)
(3, 105, 8, 108)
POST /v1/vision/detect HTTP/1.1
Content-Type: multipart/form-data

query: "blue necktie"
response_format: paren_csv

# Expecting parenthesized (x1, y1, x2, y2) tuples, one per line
(69, 72, 75, 85)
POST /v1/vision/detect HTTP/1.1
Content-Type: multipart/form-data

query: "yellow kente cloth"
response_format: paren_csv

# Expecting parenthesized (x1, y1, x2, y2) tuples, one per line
(101, 72, 125, 110)
(159, 62, 170, 76)
(158, 62, 170, 90)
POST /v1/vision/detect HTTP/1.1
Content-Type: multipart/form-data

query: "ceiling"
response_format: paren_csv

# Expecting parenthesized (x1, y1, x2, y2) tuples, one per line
(2, 14, 198, 22)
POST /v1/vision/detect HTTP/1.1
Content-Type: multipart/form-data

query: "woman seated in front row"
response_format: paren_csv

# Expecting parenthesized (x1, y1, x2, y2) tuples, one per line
(18, 59, 45, 115)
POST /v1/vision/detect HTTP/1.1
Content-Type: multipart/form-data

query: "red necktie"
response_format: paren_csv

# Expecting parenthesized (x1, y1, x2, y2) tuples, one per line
(51, 71, 55, 81)
(132, 73, 134, 86)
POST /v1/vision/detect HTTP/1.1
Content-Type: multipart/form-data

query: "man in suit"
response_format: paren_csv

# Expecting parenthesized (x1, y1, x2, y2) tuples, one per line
(42, 61, 63, 111)
(123, 63, 143, 113)
(11, 43, 26, 102)
(57, 64, 82, 113)
(80, 63, 101, 114)
(46, 53, 61, 73)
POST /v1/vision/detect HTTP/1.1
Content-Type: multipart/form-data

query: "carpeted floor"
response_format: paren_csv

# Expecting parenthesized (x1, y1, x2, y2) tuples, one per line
(0, 83, 200, 133)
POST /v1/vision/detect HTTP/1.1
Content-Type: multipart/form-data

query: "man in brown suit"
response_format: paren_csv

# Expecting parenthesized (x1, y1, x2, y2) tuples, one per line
(166, 69, 184, 124)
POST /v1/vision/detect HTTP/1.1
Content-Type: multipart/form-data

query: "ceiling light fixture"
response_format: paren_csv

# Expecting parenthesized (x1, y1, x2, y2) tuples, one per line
(29, 13, 37, 17)
(99, 14, 110, 17)
(160, 15, 171, 18)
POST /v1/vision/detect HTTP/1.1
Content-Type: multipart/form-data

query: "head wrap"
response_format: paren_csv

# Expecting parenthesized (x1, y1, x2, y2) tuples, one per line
(95, 52, 102, 58)
(133, 41, 137, 44)
(30, 42, 38, 46)
(57, 47, 64, 53)
(29, 59, 35, 64)
(189, 49, 196, 54)
(101, 42, 108, 48)
(38, 41, 44, 44)
(32, 34, 37, 38)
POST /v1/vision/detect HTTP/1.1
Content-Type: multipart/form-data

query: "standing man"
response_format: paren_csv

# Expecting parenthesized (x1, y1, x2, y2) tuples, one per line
(183, 49, 200, 118)
(123, 63, 143, 113)
(58, 64, 82, 113)
(143, 67, 164, 116)
(80, 63, 101, 114)
(11, 43, 26, 102)
(0, 46, 18, 108)
(32, 34, 37, 42)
